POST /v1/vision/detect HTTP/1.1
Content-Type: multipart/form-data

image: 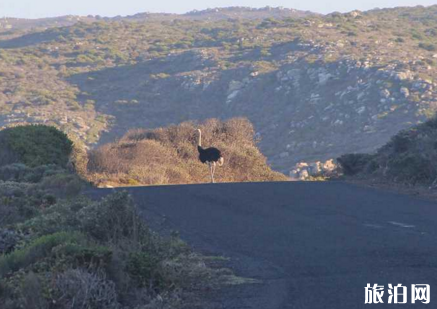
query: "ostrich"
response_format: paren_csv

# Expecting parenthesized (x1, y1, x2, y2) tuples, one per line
(196, 129, 224, 183)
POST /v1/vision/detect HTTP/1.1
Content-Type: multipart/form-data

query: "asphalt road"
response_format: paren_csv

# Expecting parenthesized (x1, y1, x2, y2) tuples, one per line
(90, 182, 437, 308)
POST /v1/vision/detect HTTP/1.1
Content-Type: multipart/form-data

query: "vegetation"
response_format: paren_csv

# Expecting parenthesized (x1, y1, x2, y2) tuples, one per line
(87, 118, 288, 186)
(338, 116, 437, 186)
(1, 6, 437, 144)
(0, 125, 73, 168)
(0, 125, 225, 309)
(1, 6, 437, 173)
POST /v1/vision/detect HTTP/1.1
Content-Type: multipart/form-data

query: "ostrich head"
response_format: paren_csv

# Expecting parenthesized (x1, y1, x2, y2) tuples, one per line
(195, 129, 202, 147)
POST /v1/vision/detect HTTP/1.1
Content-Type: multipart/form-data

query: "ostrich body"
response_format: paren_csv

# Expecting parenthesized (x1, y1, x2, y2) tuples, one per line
(196, 129, 224, 183)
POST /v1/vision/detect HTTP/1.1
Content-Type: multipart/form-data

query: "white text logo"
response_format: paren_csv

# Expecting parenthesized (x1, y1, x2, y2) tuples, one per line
(365, 284, 430, 304)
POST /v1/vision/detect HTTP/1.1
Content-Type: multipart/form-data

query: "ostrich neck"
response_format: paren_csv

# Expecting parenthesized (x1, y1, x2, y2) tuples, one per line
(198, 130, 202, 147)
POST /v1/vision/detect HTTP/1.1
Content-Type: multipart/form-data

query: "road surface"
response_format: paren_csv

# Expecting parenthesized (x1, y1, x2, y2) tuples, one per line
(89, 181, 437, 308)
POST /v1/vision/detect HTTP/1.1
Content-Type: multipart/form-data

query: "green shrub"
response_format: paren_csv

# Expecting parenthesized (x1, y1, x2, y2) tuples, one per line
(39, 173, 85, 197)
(0, 182, 46, 226)
(52, 243, 112, 269)
(18, 200, 85, 237)
(20, 272, 48, 309)
(387, 154, 435, 184)
(0, 271, 49, 309)
(78, 191, 143, 244)
(0, 125, 73, 168)
(0, 232, 84, 277)
(419, 42, 436, 51)
(0, 164, 64, 183)
(126, 252, 164, 289)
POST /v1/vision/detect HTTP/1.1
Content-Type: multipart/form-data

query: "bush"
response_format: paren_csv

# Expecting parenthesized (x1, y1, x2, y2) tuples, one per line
(339, 116, 437, 185)
(0, 181, 46, 226)
(337, 153, 374, 176)
(387, 154, 435, 184)
(0, 232, 84, 277)
(0, 229, 22, 255)
(78, 191, 144, 244)
(0, 187, 219, 308)
(20, 272, 48, 309)
(68, 139, 89, 178)
(126, 252, 164, 289)
(419, 42, 437, 51)
(0, 125, 73, 168)
(87, 118, 288, 185)
(392, 132, 411, 153)
(17, 198, 89, 236)
(0, 164, 64, 183)
(52, 243, 113, 269)
(39, 173, 85, 197)
(53, 269, 120, 309)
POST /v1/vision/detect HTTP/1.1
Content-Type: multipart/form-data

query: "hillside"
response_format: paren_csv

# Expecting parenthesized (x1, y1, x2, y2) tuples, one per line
(338, 116, 437, 186)
(0, 7, 314, 32)
(1, 6, 437, 174)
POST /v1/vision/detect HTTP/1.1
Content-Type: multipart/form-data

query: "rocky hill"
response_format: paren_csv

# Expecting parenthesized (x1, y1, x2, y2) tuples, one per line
(0, 16, 94, 32)
(1, 5, 437, 174)
(0, 7, 314, 32)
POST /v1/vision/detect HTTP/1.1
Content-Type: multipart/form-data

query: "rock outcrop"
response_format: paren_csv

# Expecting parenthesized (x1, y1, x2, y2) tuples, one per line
(290, 159, 338, 180)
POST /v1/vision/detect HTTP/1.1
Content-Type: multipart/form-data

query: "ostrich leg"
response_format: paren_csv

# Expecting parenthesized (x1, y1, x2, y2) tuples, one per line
(208, 162, 214, 183)
(211, 162, 216, 183)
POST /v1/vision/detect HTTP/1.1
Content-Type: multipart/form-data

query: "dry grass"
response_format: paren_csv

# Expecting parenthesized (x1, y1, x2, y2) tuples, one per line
(87, 118, 287, 186)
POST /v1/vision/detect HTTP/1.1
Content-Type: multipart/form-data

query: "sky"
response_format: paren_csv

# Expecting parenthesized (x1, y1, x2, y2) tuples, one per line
(0, 0, 436, 19)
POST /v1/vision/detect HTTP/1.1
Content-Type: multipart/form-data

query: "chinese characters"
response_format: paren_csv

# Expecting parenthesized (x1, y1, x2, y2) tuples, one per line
(365, 284, 430, 304)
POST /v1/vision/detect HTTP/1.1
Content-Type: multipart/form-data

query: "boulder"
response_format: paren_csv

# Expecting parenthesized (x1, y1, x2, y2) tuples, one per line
(322, 159, 337, 172)
(393, 71, 413, 81)
(298, 169, 309, 180)
(400, 87, 410, 98)
(309, 162, 322, 174)
(318, 72, 333, 86)
(348, 11, 362, 18)
(380, 89, 390, 98)
(290, 159, 338, 180)
(356, 106, 366, 114)
(296, 162, 309, 169)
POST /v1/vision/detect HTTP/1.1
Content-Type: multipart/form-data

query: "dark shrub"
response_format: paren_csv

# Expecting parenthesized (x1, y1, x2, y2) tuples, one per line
(392, 133, 411, 153)
(419, 42, 437, 51)
(337, 153, 374, 176)
(78, 191, 143, 244)
(339, 116, 437, 185)
(0, 182, 46, 226)
(126, 252, 164, 289)
(387, 154, 435, 184)
(0, 125, 73, 168)
(0, 164, 63, 183)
